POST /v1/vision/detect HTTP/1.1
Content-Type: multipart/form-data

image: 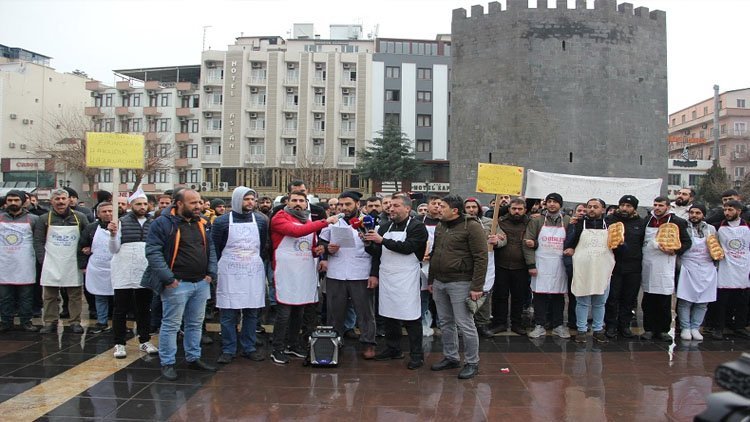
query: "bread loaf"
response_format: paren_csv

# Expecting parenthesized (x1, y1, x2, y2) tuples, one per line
(706, 234, 725, 261)
(656, 222, 681, 250)
(608, 222, 625, 249)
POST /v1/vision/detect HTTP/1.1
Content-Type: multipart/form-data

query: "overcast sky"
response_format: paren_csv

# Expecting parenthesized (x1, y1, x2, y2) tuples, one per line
(1, 0, 746, 113)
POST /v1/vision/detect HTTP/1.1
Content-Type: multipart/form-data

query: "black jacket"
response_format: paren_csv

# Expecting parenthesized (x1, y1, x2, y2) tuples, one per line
(706, 205, 750, 228)
(367, 217, 428, 278)
(644, 213, 692, 256)
(605, 212, 646, 274)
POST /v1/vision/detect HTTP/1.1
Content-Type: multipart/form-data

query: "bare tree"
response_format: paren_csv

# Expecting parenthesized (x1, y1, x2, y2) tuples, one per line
(131, 135, 175, 192)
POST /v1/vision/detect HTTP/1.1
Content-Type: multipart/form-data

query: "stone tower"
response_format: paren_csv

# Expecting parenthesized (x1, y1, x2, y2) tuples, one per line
(450, 0, 667, 197)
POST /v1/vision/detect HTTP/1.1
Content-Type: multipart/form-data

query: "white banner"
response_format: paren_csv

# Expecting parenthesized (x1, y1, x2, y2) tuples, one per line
(524, 169, 663, 206)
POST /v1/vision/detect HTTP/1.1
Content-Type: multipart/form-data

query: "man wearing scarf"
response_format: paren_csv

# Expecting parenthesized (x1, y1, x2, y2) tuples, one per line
(269, 190, 340, 364)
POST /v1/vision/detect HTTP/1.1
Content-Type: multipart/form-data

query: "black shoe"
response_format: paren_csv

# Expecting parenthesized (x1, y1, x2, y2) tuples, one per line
(200, 334, 214, 345)
(431, 357, 461, 371)
(488, 324, 508, 335)
(271, 349, 289, 364)
(216, 353, 233, 364)
(477, 325, 494, 339)
(619, 327, 635, 338)
(711, 330, 725, 340)
(59, 310, 70, 319)
(256, 325, 266, 334)
(593, 330, 608, 343)
(0, 323, 11, 333)
(656, 332, 673, 342)
(510, 326, 526, 336)
(39, 323, 57, 334)
(458, 363, 479, 379)
(374, 349, 405, 361)
(407, 359, 424, 370)
(241, 351, 265, 362)
(605, 327, 618, 339)
(149, 326, 160, 336)
(574, 331, 587, 343)
(283, 346, 307, 359)
(187, 359, 217, 372)
(161, 365, 178, 381)
(344, 329, 359, 340)
(640, 331, 654, 340)
(69, 323, 84, 334)
(90, 323, 110, 334)
(22, 322, 39, 332)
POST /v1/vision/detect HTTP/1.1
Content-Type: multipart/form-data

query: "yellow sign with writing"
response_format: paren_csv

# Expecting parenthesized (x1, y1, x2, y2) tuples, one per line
(86, 132, 145, 169)
(475, 163, 524, 195)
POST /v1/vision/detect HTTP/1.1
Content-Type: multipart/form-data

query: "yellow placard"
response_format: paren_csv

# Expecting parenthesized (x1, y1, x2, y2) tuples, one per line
(86, 132, 145, 169)
(475, 163, 524, 195)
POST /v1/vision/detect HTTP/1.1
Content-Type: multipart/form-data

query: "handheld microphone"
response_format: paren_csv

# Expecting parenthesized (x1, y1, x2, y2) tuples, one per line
(363, 215, 376, 231)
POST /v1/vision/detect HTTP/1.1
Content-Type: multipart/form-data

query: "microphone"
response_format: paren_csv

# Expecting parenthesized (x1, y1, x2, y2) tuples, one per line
(363, 215, 376, 231)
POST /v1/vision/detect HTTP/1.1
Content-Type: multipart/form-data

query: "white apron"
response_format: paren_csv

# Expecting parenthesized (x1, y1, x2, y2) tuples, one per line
(217, 213, 266, 309)
(111, 241, 148, 290)
(0, 216, 36, 285)
(274, 224, 318, 305)
(85, 226, 114, 296)
(324, 221, 371, 281)
(419, 224, 437, 290)
(531, 224, 568, 294)
(717, 223, 750, 289)
(641, 221, 676, 295)
(379, 218, 422, 320)
(484, 251, 495, 292)
(41, 213, 83, 287)
(677, 227, 717, 303)
(571, 221, 615, 296)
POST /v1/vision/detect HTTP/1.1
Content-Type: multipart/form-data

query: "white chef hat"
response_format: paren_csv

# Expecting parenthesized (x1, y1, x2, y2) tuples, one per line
(128, 188, 147, 204)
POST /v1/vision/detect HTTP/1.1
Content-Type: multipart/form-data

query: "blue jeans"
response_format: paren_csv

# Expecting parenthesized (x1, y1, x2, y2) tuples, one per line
(0, 284, 34, 325)
(420, 290, 433, 331)
(265, 261, 276, 306)
(575, 286, 610, 333)
(220, 308, 260, 355)
(344, 302, 357, 331)
(95, 295, 111, 325)
(159, 280, 210, 366)
(677, 300, 708, 330)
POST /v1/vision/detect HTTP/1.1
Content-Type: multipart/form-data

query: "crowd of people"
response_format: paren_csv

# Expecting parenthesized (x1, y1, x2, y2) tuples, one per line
(0, 182, 748, 382)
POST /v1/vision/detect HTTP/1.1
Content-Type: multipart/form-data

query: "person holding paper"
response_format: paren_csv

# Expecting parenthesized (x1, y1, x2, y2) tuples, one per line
(319, 191, 377, 359)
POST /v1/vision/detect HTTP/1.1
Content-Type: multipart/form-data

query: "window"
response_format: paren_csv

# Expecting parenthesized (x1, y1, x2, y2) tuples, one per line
(248, 143, 264, 155)
(190, 119, 199, 133)
(689, 174, 704, 186)
(207, 119, 222, 130)
(691, 110, 697, 119)
(671, 118, 676, 126)
(417, 68, 432, 80)
(385, 113, 400, 126)
(103, 118, 114, 132)
(736, 144, 747, 153)
(158, 118, 171, 132)
(667, 174, 680, 186)
(417, 91, 432, 102)
(735, 122, 747, 134)
(721, 124, 727, 134)
(721, 145, 727, 156)
(120, 170, 135, 184)
(132, 93, 141, 107)
(188, 144, 198, 158)
(416, 139, 432, 152)
(188, 170, 200, 183)
(699, 130, 705, 139)
(738, 99, 746, 108)
(681, 115, 685, 123)
(385, 90, 400, 101)
(159, 93, 171, 107)
(386, 66, 400, 78)
(94, 96, 102, 107)
(104, 94, 113, 107)
(417, 114, 432, 127)
(122, 95, 130, 107)
(735, 167, 745, 179)
(157, 143, 169, 157)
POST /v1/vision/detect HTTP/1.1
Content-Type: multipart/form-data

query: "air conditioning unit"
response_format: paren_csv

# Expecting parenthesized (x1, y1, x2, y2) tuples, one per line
(179, 117, 187, 122)
(147, 90, 157, 97)
(342, 63, 351, 70)
(341, 139, 349, 145)
(287, 63, 296, 69)
(8, 142, 15, 148)
(177, 90, 184, 96)
(251, 62, 262, 69)
(683, 129, 690, 135)
(248, 138, 258, 144)
(314, 113, 323, 119)
(342, 114, 349, 120)
(204, 86, 212, 93)
(90, 92, 101, 98)
(342, 89, 350, 95)
(315, 63, 324, 70)
(313, 139, 323, 145)
(285, 139, 296, 145)
(9, 114, 16, 120)
(250, 87, 259, 94)
(204, 138, 213, 144)
(207, 63, 216, 69)
(189, 183, 200, 190)
(701, 123, 708, 129)
(200, 181, 213, 191)
(19, 144, 26, 150)
(314, 88, 323, 94)
(218, 182, 229, 192)
(285, 113, 295, 119)
(204, 112, 213, 118)
(286, 88, 295, 94)
(22, 119, 29, 124)
(249, 112, 258, 118)
(120, 91, 130, 96)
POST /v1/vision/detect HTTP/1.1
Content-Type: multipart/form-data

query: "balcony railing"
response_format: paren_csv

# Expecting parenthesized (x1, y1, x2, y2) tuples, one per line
(245, 154, 265, 164)
(341, 78, 356, 87)
(85, 107, 103, 117)
(340, 127, 356, 137)
(311, 102, 326, 111)
(281, 154, 297, 164)
(203, 154, 220, 162)
(248, 75, 267, 85)
(338, 155, 356, 165)
(176, 107, 193, 117)
(282, 127, 298, 137)
(340, 102, 356, 112)
(175, 132, 191, 142)
(284, 73, 299, 85)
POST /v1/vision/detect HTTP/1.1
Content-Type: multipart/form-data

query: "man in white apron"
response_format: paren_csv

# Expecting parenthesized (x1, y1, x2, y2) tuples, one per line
(676, 204, 717, 341)
(641, 196, 691, 342)
(320, 191, 377, 359)
(428, 195, 488, 380)
(33, 188, 88, 334)
(566, 198, 616, 343)
(0, 190, 40, 332)
(418, 194, 441, 337)
(707, 200, 750, 340)
(365, 195, 428, 370)
(212, 187, 268, 364)
(80, 202, 116, 334)
(523, 193, 570, 339)
(108, 189, 158, 359)
(143, 189, 218, 381)
(269, 190, 340, 364)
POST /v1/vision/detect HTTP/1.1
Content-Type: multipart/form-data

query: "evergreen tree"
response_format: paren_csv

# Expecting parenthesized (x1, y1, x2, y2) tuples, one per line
(357, 123, 418, 183)
(697, 163, 730, 206)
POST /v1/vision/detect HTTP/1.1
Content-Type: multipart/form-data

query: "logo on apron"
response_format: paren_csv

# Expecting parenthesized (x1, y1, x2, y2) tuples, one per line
(1, 229, 23, 246)
(294, 239, 311, 252)
(50, 232, 78, 246)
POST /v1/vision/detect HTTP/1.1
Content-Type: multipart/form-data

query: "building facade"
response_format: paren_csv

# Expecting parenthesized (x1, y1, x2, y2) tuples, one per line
(450, 0, 667, 198)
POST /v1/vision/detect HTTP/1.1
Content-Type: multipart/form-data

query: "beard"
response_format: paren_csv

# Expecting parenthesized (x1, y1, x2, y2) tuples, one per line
(675, 198, 689, 206)
(259, 205, 270, 212)
(509, 214, 525, 222)
(6, 204, 21, 214)
(181, 207, 197, 220)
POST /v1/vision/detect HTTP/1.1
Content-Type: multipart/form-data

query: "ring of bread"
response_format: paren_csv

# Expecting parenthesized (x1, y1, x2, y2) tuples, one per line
(608, 222, 625, 249)
(706, 234, 724, 261)
(656, 222, 681, 250)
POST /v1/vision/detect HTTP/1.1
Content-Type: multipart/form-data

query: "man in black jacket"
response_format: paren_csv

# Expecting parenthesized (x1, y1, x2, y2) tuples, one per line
(706, 189, 750, 227)
(604, 195, 645, 338)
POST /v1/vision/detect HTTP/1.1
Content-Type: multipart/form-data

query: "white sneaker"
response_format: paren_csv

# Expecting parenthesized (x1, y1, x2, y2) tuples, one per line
(528, 325, 546, 338)
(680, 329, 692, 341)
(552, 325, 571, 339)
(139, 342, 159, 355)
(691, 329, 704, 341)
(423, 327, 434, 337)
(114, 344, 127, 359)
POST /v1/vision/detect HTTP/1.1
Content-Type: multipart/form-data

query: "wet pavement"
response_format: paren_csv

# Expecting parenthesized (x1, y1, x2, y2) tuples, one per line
(0, 324, 745, 421)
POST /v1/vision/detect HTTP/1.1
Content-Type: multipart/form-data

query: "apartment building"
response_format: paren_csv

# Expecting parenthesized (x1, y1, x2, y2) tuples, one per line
(668, 88, 750, 185)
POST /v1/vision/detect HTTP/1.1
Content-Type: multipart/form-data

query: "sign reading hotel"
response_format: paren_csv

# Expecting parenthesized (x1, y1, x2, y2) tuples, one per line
(85, 132, 145, 169)
(475, 163, 524, 195)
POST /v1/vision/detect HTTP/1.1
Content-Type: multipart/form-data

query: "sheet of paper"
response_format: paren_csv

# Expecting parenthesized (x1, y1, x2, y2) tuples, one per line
(330, 226, 356, 248)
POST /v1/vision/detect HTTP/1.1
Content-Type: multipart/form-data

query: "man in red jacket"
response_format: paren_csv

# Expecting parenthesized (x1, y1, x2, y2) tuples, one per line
(270, 191, 340, 364)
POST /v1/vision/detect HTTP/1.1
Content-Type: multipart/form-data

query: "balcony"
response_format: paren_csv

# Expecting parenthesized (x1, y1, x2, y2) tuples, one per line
(203, 102, 222, 112)
(86, 80, 106, 91)
(115, 107, 133, 117)
(311, 102, 326, 112)
(203, 154, 220, 163)
(312, 129, 325, 138)
(175, 132, 191, 142)
(341, 78, 356, 88)
(283, 103, 299, 112)
(144, 81, 162, 91)
(246, 127, 265, 137)
(85, 107, 103, 117)
(248, 74, 267, 85)
(202, 129, 222, 137)
(246, 101, 266, 111)
(281, 155, 297, 165)
(145, 132, 160, 142)
(174, 158, 189, 168)
(176, 108, 194, 118)
(340, 127, 356, 137)
(312, 76, 326, 86)
(340, 102, 356, 112)
(115, 81, 133, 92)
(176, 82, 196, 93)
(730, 151, 750, 163)
(338, 155, 356, 165)
(245, 154, 265, 164)
(143, 107, 161, 117)
(309, 154, 324, 165)
(284, 73, 299, 85)
(282, 127, 298, 137)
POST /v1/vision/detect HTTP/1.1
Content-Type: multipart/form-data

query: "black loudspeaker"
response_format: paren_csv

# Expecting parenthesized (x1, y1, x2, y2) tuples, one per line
(308, 326, 341, 367)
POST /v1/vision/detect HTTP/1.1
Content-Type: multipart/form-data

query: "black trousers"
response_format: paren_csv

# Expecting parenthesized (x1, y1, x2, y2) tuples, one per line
(383, 316, 423, 360)
(113, 288, 152, 345)
(491, 268, 529, 328)
(641, 292, 672, 334)
(272, 303, 304, 351)
(708, 288, 750, 331)
(605, 271, 641, 330)
(532, 293, 564, 328)
(565, 267, 577, 329)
